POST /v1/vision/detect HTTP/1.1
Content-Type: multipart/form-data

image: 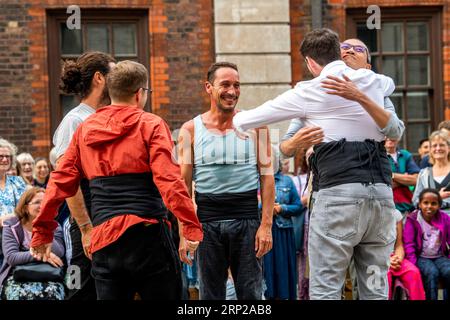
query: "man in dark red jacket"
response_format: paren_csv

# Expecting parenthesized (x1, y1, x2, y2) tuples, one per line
(30, 60, 203, 300)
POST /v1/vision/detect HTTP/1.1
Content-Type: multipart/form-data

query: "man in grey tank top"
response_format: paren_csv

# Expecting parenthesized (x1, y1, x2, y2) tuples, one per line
(177, 62, 275, 300)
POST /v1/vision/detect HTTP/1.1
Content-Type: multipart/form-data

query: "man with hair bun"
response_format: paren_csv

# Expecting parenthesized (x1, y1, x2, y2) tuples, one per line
(31, 60, 203, 300)
(45, 51, 115, 300)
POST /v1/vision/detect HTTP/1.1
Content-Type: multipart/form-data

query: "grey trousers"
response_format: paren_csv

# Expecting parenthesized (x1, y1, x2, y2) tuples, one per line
(308, 183, 397, 300)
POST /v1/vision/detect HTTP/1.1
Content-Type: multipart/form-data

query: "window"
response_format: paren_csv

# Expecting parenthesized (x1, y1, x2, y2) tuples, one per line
(347, 7, 443, 155)
(47, 10, 149, 135)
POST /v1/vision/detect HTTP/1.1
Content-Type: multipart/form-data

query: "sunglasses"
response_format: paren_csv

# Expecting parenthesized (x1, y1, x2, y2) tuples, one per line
(340, 43, 367, 53)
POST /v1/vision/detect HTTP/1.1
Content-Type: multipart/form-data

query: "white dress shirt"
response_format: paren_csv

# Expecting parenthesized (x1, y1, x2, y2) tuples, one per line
(233, 60, 395, 143)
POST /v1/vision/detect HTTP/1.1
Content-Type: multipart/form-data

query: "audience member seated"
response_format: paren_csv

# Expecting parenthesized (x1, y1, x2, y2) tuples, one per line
(416, 138, 430, 168)
(386, 137, 420, 214)
(387, 209, 425, 300)
(404, 188, 450, 300)
(16, 153, 34, 185)
(0, 139, 27, 266)
(420, 120, 450, 169)
(32, 157, 50, 188)
(413, 130, 450, 214)
(0, 187, 65, 300)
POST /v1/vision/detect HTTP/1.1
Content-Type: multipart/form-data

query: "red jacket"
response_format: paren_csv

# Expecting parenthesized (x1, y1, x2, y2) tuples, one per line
(31, 105, 202, 253)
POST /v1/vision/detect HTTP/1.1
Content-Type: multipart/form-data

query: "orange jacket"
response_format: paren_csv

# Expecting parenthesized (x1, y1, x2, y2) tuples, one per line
(31, 105, 202, 252)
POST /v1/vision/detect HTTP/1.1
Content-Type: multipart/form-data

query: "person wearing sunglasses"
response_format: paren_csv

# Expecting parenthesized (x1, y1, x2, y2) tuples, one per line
(279, 38, 405, 301)
(279, 38, 404, 159)
(233, 28, 401, 300)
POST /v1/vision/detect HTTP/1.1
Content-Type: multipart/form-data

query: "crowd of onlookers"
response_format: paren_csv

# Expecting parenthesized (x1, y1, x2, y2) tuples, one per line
(0, 125, 449, 300)
(0, 138, 69, 300)
(182, 124, 450, 301)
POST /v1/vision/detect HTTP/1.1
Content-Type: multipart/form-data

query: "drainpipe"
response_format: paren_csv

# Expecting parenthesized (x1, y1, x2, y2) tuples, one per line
(311, 0, 323, 29)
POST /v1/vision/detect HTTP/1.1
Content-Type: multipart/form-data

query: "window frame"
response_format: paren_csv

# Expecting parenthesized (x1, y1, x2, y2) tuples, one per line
(47, 9, 150, 136)
(346, 6, 443, 152)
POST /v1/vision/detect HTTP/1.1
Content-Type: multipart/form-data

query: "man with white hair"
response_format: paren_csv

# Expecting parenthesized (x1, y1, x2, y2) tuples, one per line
(16, 153, 34, 185)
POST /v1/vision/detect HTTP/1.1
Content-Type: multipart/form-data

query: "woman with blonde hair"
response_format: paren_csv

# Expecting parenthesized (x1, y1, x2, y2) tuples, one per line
(0, 187, 65, 300)
(0, 139, 26, 220)
(413, 130, 450, 214)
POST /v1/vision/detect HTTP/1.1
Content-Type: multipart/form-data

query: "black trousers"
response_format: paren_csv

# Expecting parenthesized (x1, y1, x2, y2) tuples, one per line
(66, 218, 97, 300)
(91, 222, 182, 300)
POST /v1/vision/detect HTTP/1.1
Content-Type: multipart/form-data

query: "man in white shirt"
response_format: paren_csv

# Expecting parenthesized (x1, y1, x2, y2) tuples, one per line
(233, 28, 397, 300)
(279, 38, 404, 158)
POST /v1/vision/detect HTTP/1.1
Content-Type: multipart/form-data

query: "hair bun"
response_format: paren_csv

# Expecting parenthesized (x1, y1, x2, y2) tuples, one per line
(60, 60, 83, 94)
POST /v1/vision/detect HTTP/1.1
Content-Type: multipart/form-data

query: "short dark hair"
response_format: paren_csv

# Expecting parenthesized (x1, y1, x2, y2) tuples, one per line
(207, 62, 238, 84)
(418, 188, 443, 207)
(60, 51, 115, 99)
(419, 138, 429, 147)
(300, 28, 341, 66)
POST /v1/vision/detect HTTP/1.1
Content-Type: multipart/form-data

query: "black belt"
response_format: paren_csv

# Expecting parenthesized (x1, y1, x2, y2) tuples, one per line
(309, 139, 392, 191)
(195, 189, 259, 223)
(89, 172, 167, 226)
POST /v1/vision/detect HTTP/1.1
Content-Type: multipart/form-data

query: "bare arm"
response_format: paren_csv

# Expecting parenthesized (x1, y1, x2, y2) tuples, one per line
(390, 221, 405, 271)
(393, 221, 404, 259)
(255, 126, 275, 258)
(56, 156, 92, 260)
(177, 120, 196, 265)
(392, 173, 418, 187)
(279, 126, 324, 158)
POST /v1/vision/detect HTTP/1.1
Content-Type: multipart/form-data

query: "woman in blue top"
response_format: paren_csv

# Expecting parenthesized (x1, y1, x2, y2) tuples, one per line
(263, 149, 302, 300)
(0, 139, 26, 268)
(0, 139, 26, 221)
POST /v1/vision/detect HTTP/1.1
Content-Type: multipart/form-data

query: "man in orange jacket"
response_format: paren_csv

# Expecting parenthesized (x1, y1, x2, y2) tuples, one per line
(31, 60, 203, 300)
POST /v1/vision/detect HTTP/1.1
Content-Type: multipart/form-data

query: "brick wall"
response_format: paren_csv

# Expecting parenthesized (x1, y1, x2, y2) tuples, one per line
(163, 0, 214, 129)
(0, 0, 214, 158)
(0, 2, 35, 154)
(289, 0, 310, 85)
(3, 0, 448, 157)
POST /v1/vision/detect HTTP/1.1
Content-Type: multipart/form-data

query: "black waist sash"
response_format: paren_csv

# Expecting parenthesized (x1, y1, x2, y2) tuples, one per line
(195, 189, 259, 223)
(89, 172, 167, 226)
(80, 178, 92, 215)
(309, 139, 392, 192)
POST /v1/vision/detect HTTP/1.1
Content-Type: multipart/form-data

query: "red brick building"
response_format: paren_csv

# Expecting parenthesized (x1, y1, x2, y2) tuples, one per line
(0, 0, 449, 157)
(0, 0, 214, 157)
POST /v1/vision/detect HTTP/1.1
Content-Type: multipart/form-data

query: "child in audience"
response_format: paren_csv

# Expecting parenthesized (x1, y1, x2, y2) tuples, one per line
(404, 188, 450, 300)
(387, 209, 425, 300)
